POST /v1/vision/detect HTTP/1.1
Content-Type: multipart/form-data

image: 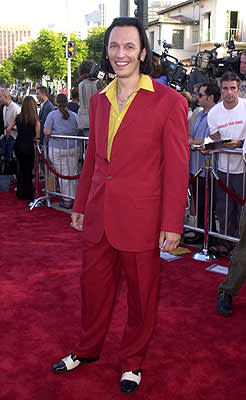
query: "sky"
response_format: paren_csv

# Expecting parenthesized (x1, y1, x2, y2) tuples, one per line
(0, 0, 120, 37)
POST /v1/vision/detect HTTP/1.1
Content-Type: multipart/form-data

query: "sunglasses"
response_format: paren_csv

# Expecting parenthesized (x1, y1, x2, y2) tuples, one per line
(197, 93, 208, 98)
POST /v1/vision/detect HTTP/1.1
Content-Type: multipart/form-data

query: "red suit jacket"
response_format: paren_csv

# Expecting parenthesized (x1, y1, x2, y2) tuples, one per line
(73, 77, 189, 252)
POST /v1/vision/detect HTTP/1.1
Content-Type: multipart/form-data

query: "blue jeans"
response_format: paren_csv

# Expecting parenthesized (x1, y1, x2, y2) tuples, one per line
(0, 135, 15, 159)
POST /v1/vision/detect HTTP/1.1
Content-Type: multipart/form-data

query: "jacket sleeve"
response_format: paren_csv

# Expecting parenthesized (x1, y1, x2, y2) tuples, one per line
(161, 95, 189, 233)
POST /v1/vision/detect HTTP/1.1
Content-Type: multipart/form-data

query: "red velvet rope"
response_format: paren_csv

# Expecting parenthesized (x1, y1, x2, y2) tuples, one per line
(189, 168, 203, 184)
(38, 149, 81, 180)
(215, 177, 246, 206)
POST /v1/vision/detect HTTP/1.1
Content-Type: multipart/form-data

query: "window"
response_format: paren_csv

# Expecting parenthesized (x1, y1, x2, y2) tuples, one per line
(172, 29, 184, 49)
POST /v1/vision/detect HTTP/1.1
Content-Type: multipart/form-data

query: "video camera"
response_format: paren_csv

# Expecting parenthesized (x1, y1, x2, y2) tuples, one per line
(190, 41, 242, 78)
(87, 63, 109, 81)
(157, 41, 189, 91)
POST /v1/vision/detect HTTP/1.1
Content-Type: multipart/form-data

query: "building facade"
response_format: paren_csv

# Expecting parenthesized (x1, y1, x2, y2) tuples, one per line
(0, 24, 32, 63)
(147, 0, 246, 62)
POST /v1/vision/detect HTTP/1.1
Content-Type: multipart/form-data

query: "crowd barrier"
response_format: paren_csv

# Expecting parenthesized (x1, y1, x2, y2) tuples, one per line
(186, 147, 246, 260)
(30, 134, 88, 210)
(31, 137, 246, 260)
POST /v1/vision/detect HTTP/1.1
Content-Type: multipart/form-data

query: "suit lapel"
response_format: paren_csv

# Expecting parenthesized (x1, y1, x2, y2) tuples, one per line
(117, 89, 153, 133)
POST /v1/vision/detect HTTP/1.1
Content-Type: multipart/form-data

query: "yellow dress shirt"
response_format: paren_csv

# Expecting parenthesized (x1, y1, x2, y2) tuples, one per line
(99, 74, 154, 160)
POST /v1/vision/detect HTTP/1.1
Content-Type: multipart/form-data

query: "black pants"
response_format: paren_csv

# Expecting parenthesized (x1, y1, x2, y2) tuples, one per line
(219, 203, 246, 296)
(16, 154, 34, 200)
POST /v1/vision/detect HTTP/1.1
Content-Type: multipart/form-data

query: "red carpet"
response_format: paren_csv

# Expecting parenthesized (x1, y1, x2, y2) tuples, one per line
(1, 189, 246, 400)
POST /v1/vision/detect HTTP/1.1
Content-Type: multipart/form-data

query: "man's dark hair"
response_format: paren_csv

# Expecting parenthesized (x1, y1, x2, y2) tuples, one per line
(37, 86, 48, 97)
(71, 87, 79, 100)
(200, 82, 221, 103)
(101, 17, 152, 75)
(78, 60, 95, 76)
(220, 71, 240, 88)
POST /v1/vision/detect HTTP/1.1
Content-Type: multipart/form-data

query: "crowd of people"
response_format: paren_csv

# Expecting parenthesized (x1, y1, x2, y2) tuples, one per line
(0, 60, 102, 201)
(1, 16, 246, 393)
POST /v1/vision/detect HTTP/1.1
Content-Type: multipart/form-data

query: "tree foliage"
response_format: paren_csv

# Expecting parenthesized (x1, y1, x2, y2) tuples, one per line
(0, 58, 14, 86)
(86, 26, 106, 64)
(0, 29, 88, 86)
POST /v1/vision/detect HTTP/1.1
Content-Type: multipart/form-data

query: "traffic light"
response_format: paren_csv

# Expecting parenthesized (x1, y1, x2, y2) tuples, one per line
(134, 0, 148, 30)
(66, 40, 76, 59)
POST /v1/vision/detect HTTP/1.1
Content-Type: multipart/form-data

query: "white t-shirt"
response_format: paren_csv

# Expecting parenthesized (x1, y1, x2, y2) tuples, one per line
(207, 98, 246, 174)
(3, 101, 21, 139)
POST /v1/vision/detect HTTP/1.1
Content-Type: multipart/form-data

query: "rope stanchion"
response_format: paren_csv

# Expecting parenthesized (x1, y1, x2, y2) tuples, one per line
(192, 159, 217, 262)
(37, 145, 80, 180)
(188, 149, 244, 260)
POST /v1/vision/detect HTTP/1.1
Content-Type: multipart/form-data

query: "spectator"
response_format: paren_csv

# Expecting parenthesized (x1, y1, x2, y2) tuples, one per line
(0, 103, 4, 137)
(77, 60, 101, 137)
(208, 72, 246, 257)
(189, 83, 203, 134)
(0, 88, 21, 160)
(44, 93, 79, 209)
(151, 52, 168, 86)
(238, 51, 246, 98)
(48, 93, 57, 108)
(67, 87, 79, 114)
(216, 138, 246, 316)
(216, 199, 246, 316)
(181, 91, 193, 120)
(185, 82, 220, 244)
(36, 86, 55, 145)
(7, 96, 40, 202)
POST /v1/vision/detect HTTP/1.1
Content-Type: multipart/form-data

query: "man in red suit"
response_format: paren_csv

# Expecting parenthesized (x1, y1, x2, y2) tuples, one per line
(52, 17, 189, 394)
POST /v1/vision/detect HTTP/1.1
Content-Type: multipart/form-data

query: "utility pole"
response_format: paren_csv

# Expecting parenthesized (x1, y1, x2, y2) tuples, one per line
(120, 0, 130, 16)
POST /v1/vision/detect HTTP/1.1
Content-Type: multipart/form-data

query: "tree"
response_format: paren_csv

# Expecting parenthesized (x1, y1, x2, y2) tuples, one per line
(0, 29, 88, 87)
(0, 58, 14, 86)
(10, 42, 34, 82)
(31, 29, 88, 83)
(86, 26, 106, 64)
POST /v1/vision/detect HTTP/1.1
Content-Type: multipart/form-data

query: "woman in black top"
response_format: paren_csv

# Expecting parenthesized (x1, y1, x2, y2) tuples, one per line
(7, 96, 40, 201)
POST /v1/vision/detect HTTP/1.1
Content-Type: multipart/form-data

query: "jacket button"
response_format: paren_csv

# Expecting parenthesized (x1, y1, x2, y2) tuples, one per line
(107, 175, 112, 180)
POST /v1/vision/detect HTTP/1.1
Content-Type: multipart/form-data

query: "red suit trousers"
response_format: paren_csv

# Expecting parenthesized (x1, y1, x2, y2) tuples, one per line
(74, 233, 160, 371)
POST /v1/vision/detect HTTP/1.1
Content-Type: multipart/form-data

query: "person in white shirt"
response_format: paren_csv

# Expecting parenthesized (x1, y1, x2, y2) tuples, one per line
(0, 88, 21, 159)
(207, 72, 246, 256)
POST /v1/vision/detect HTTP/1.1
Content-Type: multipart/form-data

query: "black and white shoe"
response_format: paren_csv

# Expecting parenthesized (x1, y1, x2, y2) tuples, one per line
(120, 370, 142, 394)
(51, 352, 99, 373)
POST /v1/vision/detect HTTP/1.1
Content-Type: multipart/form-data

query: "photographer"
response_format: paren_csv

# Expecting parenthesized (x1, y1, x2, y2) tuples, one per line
(78, 60, 106, 137)
(238, 51, 246, 98)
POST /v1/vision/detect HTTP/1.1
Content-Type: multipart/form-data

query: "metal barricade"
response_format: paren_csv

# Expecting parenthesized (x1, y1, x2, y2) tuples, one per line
(185, 148, 246, 256)
(30, 134, 88, 209)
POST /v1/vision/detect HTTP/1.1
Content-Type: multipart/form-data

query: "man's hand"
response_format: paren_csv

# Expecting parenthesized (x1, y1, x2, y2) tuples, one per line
(224, 139, 242, 149)
(6, 128, 10, 139)
(159, 231, 181, 252)
(71, 212, 84, 231)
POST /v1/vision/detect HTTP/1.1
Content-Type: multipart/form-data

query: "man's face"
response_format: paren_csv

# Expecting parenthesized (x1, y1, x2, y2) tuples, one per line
(221, 80, 239, 107)
(197, 86, 209, 108)
(240, 54, 246, 75)
(0, 91, 7, 105)
(192, 87, 199, 104)
(36, 89, 45, 103)
(107, 26, 146, 79)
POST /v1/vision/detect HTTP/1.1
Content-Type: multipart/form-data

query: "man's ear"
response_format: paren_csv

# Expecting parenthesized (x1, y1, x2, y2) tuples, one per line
(140, 48, 147, 62)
